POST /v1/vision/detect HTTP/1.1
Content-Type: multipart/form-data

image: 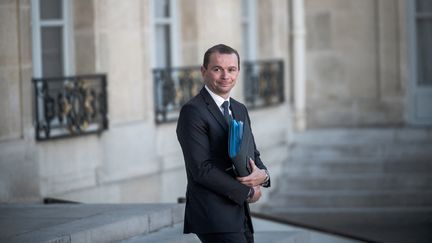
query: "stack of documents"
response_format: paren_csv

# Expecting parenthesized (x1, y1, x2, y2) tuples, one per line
(228, 118, 253, 177)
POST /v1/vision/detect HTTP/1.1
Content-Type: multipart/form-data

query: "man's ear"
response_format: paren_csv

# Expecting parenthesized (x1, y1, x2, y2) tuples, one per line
(200, 66, 207, 81)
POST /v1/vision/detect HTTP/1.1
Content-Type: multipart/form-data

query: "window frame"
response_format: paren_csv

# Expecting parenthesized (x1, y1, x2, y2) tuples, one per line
(151, 0, 180, 69)
(31, 0, 75, 79)
(241, 0, 258, 61)
(406, 0, 432, 124)
(413, 0, 432, 86)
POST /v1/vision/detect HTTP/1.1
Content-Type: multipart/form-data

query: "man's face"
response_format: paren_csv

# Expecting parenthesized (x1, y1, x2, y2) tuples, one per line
(201, 52, 239, 99)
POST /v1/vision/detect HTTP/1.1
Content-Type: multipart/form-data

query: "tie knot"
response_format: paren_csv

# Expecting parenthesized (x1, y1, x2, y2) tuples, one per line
(222, 101, 231, 124)
(222, 101, 229, 110)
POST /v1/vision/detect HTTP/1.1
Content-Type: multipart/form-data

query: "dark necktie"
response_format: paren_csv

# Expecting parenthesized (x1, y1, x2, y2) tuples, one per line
(222, 101, 231, 124)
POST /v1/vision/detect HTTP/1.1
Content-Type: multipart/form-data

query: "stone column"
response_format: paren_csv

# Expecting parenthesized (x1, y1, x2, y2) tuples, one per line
(292, 0, 306, 131)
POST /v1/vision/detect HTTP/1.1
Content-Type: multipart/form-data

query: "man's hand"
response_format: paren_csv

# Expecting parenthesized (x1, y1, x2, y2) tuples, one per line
(237, 159, 267, 187)
(247, 186, 262, 203)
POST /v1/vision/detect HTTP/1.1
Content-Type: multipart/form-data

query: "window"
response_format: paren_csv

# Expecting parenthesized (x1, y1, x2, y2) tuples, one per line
(415, 0, 432, 85)
(407, 0, 432, 124)
(241, 0, 257, 61)
(31, 0, 74, 78)
(152, 0, 183, 123)
(30, 1, 108, 140)
(152, 0, 179, 68)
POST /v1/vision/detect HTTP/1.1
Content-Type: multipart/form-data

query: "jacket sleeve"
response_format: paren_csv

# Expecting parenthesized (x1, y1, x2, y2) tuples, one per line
(176, 104, 251, 205)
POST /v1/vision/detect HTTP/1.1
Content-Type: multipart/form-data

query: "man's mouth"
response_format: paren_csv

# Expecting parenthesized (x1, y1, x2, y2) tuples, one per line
(218, 81, 231, 86)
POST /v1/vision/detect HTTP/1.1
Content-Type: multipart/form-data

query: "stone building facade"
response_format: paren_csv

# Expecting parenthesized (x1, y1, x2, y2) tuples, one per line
(0, 0, 430, 204)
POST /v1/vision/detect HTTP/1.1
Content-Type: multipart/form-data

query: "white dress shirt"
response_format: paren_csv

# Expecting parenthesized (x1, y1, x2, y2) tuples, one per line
(204, 85, 231, 115)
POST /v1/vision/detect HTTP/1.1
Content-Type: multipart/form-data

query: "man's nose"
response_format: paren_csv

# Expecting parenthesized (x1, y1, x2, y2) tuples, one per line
(220, 70, 228, 79)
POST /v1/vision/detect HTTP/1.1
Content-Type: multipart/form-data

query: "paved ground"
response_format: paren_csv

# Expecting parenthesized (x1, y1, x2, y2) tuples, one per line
(0, 203, 359, 243)
(4, 202, 428, 242)
(262, 208, 432, 243)
(0, 203, 184, 243)
(123, 214, 359, 243)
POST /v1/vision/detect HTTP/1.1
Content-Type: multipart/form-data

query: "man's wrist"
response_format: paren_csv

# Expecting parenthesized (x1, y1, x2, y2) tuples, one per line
(261, 169, 270, 186)
(246, 187, 255, 202)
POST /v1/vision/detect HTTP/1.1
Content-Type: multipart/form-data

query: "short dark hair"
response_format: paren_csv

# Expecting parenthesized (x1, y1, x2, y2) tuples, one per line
(202, 44, 240, 70)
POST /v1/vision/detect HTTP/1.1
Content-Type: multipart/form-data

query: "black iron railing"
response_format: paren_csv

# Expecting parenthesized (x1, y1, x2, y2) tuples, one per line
(244, 60, 284, 109)
(33, 74, 108, 141)
(153, 66, 202, 123)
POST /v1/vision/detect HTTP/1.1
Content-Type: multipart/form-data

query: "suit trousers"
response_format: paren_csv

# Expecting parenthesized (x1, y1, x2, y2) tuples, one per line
(196, 217, 253, 243)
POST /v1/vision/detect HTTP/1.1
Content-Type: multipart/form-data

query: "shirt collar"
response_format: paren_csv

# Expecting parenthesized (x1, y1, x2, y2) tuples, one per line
(204, 85, 230, 110)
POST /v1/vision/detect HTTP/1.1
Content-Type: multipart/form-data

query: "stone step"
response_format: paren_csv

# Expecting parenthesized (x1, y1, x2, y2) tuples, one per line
(288, 143, 432, 161)
(275, 174, 432, 191)
(259, 206, 432, 243)
(122, 222, 310, 243)
(0, 203, 184, 243)
(284, 159, 432, 174)
(262, 129, 432, 242)
(121, 223, 200, 243)
(261, 206, 432, 215)
(254, 231, 310, 243)
(268, 190, 432, 208)
(291, 128, 432, 145)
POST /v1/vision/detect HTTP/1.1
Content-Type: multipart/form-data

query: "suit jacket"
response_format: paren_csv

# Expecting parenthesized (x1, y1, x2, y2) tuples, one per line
(176, 87, 270, 234)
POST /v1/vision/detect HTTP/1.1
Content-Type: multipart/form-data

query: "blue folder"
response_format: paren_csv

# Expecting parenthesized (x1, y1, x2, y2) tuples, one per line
(228, 119, 243, 158)
(228, 118, 254, 177)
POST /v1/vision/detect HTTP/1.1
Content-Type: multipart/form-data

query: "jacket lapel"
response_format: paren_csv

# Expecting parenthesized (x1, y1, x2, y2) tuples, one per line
(230, 98, 245, 123)
(200, 88, 229, 131)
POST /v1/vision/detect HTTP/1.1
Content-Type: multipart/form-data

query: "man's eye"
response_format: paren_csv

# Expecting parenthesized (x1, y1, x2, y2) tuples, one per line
(228, 68, 237, 72)
(213, 68, 220, 72)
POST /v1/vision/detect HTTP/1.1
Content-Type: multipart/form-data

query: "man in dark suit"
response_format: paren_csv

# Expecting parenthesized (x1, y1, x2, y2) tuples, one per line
(176, 44, 270, 243)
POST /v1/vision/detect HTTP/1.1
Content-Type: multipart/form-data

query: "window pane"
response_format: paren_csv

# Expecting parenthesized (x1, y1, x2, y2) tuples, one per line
(416, 0, 432, 13)
(242, 0, 252, 60)
(155, 0, 170, 18)
(242, 0, 249, 18)
(42, 26, 64, 77)
(40, 0, 62, 20)
(416, 19, 432, 86)
(155, 25, 171, 68)
(242, 23, 250, 60)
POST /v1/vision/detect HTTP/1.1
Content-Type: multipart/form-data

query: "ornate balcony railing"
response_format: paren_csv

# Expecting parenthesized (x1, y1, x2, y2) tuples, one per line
(33, 74, 108, 141)
(153, 66, 202, 123)
(243, 60, 284, 109)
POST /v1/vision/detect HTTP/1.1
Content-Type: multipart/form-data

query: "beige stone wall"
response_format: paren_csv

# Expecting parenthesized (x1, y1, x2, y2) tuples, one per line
(0, 0, 291, 204)
(42, 0, 163, 202)
(74, 0, 96, 74)
(258, 0, 289, 60)
(195, 0, 242, 56)
(257, 0, 291, 104)
(194, 0, 244, 99)
(305, 0, 404, 127)
(180, 0, 199, 66)
(0, 0, 39, 202)
(0, 1, 23, 141)
(94, 0, 149, 124)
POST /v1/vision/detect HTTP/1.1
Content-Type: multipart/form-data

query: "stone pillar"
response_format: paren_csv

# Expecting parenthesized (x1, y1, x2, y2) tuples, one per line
(0, 0, 40, 202)
(292, 0, 306, 131)
(0, 1, 23, 140)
